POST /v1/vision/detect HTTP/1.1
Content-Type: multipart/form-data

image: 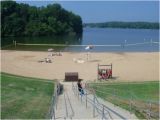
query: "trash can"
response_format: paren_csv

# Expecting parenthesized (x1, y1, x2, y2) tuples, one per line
(65, 72, 78, 81)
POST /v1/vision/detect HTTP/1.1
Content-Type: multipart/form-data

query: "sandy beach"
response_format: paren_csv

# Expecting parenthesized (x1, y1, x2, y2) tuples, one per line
(1, 50, 159, 82)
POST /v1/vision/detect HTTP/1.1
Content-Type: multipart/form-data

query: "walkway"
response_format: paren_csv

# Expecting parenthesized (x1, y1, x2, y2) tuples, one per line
(54, 81, 138, 119)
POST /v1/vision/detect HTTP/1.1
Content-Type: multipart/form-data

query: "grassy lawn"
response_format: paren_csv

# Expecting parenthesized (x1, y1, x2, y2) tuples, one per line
(89, 81, 159, 119)
(1, 73, 55, 119)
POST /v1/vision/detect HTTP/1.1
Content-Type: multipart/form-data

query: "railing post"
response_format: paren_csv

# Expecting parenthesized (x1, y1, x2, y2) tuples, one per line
(77, 86, 79, 100)
(81, 89, 82, 103)
(93, 94, 95, 117)
(86, 90, 87, 108)
(55, 91, 57, 110)
(64, 94, 68, 118)
(113, 89, 116, 107)
(97, 64, 99, 81)
(52, 108, 55, 120)
(148, 101, 152, 119)
(102, 105, 105, 120)
(129, 93, 132, 114)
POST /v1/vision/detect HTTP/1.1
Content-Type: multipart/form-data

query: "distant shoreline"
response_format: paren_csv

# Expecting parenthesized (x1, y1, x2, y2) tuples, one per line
(84, 21, 159, 29)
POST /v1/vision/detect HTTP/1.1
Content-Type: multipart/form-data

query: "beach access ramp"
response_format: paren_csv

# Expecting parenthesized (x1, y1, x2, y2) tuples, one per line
(53, 82, 138, 119)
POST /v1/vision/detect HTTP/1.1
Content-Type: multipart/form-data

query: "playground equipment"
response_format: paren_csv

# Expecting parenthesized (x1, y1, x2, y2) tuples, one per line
(98, 64, 112, 80)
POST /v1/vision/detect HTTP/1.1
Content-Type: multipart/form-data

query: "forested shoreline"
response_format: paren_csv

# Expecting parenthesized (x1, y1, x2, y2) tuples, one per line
(84, 21, 159, 29)
(1, 1, 83, 37)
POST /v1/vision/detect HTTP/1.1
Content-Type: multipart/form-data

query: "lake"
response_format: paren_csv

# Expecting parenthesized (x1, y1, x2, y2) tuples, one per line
(1, 28, 159, 52)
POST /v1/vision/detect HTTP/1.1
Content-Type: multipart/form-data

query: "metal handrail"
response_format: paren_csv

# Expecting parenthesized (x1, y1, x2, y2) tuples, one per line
(88, 83, 159, 119)
(72, 83, 126, 119)
(57, 83, 74, 119)
(87, 89, 126, 120)
(47, 81, 61, 119)
(89, 84, 159, 104)
(66, 92, 75, 118)
(64, 93, 68, 118)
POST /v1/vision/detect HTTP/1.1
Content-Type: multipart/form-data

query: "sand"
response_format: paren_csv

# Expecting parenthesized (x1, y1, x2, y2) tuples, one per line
(1, 50, 159, 82)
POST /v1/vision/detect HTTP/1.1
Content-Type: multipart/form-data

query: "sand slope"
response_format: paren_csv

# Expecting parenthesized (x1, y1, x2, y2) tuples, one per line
(1, 50, 159, 82)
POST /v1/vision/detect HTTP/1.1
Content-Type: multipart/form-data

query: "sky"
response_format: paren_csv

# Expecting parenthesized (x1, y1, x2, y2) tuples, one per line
(16, 0, 159, 23)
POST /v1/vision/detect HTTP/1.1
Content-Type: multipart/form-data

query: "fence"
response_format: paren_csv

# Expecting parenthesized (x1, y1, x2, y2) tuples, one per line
(87, 83, 159, 119)
(46, 81, 61, 119)
(1, 40, 158, 48)
(72, 82, 128, 119)
(16, 41, 159, 47)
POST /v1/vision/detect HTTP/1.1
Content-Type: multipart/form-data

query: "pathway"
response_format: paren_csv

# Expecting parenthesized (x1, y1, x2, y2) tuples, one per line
(54, 81, 138, 119)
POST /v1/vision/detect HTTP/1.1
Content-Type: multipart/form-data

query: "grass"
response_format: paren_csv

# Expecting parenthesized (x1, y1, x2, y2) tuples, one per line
(1, 73, 55, 119)
(89, 81, 159, 119)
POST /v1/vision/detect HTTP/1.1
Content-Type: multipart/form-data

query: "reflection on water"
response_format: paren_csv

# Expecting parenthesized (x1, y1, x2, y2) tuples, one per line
(1, 34, 82, 45)
(1, 28, 159, 52)
(1, 34, 83, 51)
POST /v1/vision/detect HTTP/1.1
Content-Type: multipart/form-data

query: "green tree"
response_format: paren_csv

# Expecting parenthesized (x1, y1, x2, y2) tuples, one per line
(1, 1, 83, 37)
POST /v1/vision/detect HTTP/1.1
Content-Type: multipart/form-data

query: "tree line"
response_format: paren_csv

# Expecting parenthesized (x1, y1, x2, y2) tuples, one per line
(84, 21, 159, 29)
(1, 1, 83, 37)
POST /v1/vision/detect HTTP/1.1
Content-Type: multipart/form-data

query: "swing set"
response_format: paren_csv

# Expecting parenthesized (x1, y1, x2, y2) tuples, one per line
(98, 64, 112, 80)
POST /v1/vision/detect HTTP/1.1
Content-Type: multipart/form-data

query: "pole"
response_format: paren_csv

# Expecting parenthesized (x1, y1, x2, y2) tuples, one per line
(102, 105, 105, 120)
(125, 40, 127, 46)
(111, 63, 112, 78)
(150, 39, 153, 46)
(81, 89, 82, 103)
(64, 94, 68, 118)
(86, 90, 87, 108)
(97, 64, 99, 81)
(55, 85, 57, 110)
(77, 86, 79, 100)
(129, 93, 132, 114)
(93, 94, 95, 117)
(113, 89, 116, 107)
(14, 40, 16, 48)
(87, 52, 89, 61)
(148, 102, 152, 119)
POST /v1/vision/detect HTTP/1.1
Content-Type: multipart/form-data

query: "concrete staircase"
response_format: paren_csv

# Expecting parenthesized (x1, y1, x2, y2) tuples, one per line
(54, 82, 138, 119)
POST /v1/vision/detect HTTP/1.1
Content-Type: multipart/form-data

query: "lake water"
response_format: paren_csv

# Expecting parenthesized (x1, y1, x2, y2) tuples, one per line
(1, 28, 159, 52)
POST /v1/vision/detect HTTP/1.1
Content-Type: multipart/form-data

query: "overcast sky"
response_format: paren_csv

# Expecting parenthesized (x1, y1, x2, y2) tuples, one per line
(16, 0, 159, 23)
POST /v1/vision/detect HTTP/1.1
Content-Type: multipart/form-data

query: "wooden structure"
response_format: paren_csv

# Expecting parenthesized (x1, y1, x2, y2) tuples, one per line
(65, 72, 78, 81)
(98, 64, 112, 80)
